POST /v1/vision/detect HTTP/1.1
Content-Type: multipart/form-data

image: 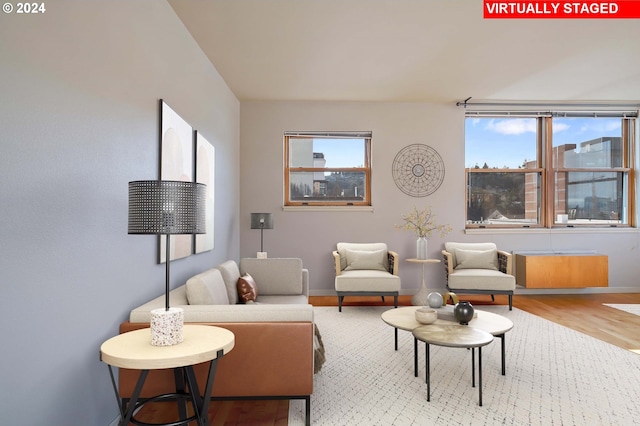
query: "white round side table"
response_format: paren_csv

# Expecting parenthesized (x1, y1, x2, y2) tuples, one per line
(405, 258, 441, 306)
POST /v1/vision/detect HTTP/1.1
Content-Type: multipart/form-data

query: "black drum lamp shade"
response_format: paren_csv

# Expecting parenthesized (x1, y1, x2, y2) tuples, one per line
(128, 180, 207, 235)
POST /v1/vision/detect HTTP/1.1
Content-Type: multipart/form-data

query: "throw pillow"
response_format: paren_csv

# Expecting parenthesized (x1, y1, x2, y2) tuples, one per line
(454, 248, 498, 270)
(237, 273, 259, 303)
(344, 249, 387, 271)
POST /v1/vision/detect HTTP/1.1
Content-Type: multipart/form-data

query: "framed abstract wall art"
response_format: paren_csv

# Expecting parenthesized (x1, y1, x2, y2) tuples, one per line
(195, 131, 215, 253)
(159, 99, 193, 263)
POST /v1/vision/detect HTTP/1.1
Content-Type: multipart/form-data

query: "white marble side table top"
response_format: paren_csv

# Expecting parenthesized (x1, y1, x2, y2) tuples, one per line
(413, 324, 493, 406)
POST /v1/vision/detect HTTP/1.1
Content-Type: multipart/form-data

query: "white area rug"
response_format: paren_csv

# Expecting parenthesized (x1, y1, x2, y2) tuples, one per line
(603, 304, 640, 316)
(289, 306, 640, 425)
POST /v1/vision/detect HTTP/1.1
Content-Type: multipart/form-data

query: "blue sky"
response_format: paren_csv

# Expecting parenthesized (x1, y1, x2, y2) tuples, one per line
(313, 138, 366, 168)
(305, 118, 622, 170)
(465, 117, 622, 169)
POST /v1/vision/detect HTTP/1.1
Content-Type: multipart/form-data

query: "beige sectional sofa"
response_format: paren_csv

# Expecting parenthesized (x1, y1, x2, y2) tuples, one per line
(118, 258, 314, 425)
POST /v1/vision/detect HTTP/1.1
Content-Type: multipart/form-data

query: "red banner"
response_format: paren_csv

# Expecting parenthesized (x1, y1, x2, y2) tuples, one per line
(484, 1, 640, 18)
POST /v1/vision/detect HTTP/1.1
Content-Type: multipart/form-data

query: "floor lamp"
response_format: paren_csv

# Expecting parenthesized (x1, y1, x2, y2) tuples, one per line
(128, 180, 206, 346)
(250, 213, 273, 259)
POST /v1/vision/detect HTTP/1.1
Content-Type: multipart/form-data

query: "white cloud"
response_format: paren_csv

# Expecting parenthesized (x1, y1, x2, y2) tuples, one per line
(553, 123, 570, 133)
(485, 118, 536, 135)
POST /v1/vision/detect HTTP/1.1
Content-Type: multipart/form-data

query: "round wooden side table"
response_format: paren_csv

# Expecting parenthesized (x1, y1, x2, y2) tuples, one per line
(101, 324, 235, 426)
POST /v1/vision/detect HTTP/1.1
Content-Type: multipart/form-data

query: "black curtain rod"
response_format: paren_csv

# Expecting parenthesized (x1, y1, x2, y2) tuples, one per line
(455, 97, 640, 109)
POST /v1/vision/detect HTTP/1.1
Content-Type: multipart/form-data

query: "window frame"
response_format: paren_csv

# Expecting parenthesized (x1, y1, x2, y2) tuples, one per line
(283, 132, 372, 207)
(465, 111, 636, 229)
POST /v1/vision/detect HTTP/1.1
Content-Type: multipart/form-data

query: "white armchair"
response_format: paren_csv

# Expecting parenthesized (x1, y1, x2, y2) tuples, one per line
(333, 242, 401, 312)
(442, 242, 515, 310)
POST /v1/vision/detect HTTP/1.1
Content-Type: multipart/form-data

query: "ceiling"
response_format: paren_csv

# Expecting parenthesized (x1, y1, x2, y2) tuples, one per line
(169, 0, 640, 104)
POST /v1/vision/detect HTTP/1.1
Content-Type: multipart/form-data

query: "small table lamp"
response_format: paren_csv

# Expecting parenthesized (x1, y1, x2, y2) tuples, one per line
(128, 180, 206, 346)
(250, 213, 273, 259)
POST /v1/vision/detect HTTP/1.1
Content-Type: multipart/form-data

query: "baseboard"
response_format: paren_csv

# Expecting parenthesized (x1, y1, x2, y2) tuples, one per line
(310, 287, 640, 297)
(310, 289, 419, 296)
(514, 286, 640, 295)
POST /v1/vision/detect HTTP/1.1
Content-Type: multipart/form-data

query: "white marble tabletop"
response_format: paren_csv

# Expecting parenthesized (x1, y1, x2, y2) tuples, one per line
(412, 324, 493, 348)
(381, 305, 513, 336)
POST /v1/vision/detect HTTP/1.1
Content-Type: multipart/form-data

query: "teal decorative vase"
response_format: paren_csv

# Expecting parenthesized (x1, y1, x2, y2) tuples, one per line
(454, 301, 474, 325)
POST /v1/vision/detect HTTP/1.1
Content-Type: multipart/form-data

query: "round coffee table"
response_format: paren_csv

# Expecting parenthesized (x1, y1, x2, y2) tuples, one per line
(381, 306, 513, 376)
(413, 324, 493, 406)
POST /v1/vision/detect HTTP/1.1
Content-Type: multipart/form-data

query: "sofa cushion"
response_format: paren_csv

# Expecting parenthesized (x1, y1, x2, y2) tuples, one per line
(185, 268, 230, 305)
(454, 248, 498, 271)
(344, 249, 387, 271)
(185, 268, 229, 305)
(237, 273, 259, 303)
(240, 258, 303, 295)
(216, 260, 241, 304)
(257, 294, 309, 304)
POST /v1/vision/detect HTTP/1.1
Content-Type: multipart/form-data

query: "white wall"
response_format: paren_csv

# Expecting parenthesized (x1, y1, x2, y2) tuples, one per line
(0, 2, 239, 424)
(240, 101, 640, 295)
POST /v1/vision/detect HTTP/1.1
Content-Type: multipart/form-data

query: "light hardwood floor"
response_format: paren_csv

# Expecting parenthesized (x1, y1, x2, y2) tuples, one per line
(132, 293, 640, 425)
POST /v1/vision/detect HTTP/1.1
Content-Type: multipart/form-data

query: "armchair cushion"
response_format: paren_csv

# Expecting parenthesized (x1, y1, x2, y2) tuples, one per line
(454, 248, 498, 271)
(447, 268, 515, 291)
(445, 242, 498, 269)
(344, 249, 387, 271)
(335, 270, 401, 292)
(336, 242, 389, 271)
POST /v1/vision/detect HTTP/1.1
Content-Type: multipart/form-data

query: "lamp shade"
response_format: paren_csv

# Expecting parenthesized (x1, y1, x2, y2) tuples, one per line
(250, 213, 274, 229)
(128, 180, 207, 235)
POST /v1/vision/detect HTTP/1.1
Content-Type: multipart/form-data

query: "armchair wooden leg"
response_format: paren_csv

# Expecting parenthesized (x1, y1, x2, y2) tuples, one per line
(508, 294, 513, 311)
(491, 294, 495, 302)
(381, 296, 386, 303)
(338, 295, 344, 312)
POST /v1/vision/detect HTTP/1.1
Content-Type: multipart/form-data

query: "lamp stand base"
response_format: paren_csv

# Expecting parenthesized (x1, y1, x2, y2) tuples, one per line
(150, 307, 184, 346)
(257, 252, 268, 259)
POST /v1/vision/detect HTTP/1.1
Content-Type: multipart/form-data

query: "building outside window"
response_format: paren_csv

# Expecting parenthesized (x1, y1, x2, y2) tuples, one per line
(284, 131, 372, 206)
(465, 111, 636, 228)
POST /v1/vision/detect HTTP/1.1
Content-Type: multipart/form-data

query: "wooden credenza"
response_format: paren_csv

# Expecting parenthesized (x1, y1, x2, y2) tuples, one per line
(515, 252, 608, 288)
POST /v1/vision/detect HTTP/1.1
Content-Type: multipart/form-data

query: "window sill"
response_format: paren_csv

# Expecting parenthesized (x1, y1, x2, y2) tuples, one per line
(465, 227, 637, 235)
(283, 205, 374, 212)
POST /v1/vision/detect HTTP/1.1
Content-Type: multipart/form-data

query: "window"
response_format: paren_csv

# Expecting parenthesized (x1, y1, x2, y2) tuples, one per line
(465, 111, 636, 228)
(284, 132, 372, 206)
